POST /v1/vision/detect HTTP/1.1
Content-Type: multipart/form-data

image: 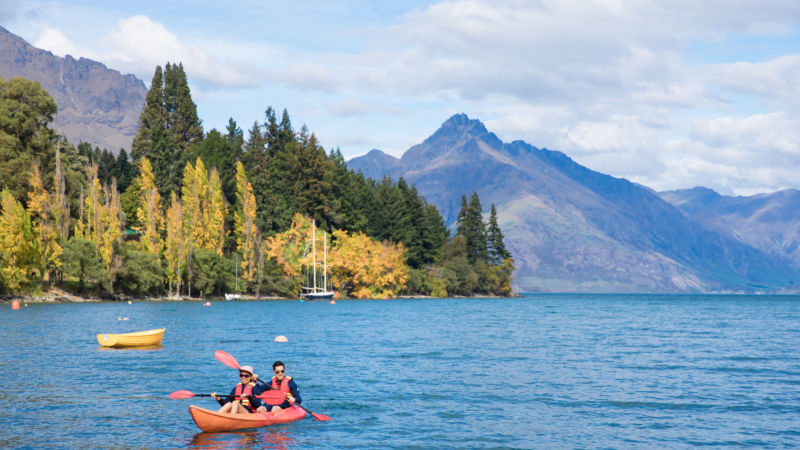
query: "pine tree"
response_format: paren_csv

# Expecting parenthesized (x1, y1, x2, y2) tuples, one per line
(456, 192, 488, 263)
(132, 63, 202, 197)
(291, 129, 333, 225)
(165, 63, 203, 153)
(486, 204, 510, 265)
(132, 66, 165, 159)
(112, 149, 135, 193)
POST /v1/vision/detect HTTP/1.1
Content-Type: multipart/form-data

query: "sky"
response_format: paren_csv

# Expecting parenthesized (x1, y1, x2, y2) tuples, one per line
(3, 0, 800, 196)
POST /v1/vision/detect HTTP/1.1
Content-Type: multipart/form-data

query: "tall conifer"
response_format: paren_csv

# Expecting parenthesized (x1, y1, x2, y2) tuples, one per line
(486, 204, 510, 265)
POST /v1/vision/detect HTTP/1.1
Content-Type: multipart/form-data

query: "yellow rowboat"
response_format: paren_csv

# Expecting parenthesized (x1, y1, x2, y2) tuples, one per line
(97, 327, 165, 348)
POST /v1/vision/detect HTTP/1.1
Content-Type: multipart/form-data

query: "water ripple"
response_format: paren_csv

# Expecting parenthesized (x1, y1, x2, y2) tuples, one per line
(2, 294, 800, 448)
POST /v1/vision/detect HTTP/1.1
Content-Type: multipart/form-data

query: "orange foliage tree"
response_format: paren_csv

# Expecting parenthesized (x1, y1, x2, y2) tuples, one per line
(263, 213, 314, 278)
(328, 229, 408, 299)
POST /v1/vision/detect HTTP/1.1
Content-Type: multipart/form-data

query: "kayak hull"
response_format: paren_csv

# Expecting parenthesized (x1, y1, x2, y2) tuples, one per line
(96, 327, 165, 347)
(189, 404, 306, 432)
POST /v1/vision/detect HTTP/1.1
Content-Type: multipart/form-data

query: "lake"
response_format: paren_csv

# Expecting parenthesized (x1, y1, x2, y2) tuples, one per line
(1, 294, 799, 448)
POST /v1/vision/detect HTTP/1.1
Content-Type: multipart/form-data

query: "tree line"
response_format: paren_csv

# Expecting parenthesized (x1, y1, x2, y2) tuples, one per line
(0, 67, 514, 298)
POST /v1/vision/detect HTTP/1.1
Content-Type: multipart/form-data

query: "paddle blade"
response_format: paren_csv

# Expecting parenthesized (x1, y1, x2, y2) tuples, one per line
(311, 412, 332, 421)
(257, 390, 288, 405)
(168, 390, 196, 399)
(214, 350, 240, 369)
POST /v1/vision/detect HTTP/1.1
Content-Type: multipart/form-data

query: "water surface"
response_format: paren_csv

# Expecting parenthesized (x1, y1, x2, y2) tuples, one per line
(1, 294, 799, 448)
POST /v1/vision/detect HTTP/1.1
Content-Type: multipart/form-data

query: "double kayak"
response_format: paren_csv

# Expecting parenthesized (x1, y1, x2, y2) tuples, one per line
(189, 404, 306, 432)
(97, 327, 165, 347)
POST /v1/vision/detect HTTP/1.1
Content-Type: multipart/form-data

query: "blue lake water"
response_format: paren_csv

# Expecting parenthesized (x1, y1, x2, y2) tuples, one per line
(1, 294, 799, 448)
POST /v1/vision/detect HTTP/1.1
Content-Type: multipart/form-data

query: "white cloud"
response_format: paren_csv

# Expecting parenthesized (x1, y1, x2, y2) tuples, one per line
(102, 15, 260, 88)
(33, 26, 98, 59)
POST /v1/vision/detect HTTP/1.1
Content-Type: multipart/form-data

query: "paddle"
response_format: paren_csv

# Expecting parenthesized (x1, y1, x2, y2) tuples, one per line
(169, 389, 286, 403)
(214, 350, 332, 421)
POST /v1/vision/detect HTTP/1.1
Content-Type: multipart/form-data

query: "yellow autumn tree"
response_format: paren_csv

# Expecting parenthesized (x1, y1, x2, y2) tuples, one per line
(264, 213, 314, 278)
(164, 191, 185, 297)
(181, 159, 201, 295)
(234, 162, 259, 286)
(203, 167, 227, 256)
(0, 189, 40, 291)
(74, 164, 121, 278)
(328, 230, 409, 299)
(134, 157, 164, 255)
(100, 178, 122, 272)
(27, 163, 62, 282)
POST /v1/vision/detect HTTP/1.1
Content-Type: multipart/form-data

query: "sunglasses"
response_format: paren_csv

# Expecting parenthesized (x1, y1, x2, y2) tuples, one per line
(239, 373, 251, 378)
(274, 369, 285, 374)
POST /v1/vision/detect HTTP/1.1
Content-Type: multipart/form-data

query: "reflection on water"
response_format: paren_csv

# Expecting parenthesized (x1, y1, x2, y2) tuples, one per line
(96, 344, 165, 351)
(188, 429, 295, 449)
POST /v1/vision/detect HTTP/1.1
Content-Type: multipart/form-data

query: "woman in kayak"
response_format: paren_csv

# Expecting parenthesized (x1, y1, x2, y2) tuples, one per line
(261, 360, 302, 412)
(211, 365, 264, 414)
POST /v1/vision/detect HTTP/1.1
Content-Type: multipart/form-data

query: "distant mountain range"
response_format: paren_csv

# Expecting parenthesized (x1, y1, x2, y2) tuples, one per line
(349, 114, 800, 293)
(0, 26, 146, 152)
(660, 187, 800, 269)
(3, 26, 797, 293)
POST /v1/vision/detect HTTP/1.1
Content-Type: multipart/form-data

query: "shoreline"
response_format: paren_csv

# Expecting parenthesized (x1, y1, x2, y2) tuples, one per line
(2, 290, 518, 304)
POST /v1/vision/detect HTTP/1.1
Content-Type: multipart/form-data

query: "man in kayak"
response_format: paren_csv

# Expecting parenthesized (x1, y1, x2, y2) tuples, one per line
(211, 365, 263, 414)
(257, 360, 302, 412)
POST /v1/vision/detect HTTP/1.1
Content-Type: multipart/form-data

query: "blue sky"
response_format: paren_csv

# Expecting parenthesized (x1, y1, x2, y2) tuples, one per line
(3, 0, 800, 195)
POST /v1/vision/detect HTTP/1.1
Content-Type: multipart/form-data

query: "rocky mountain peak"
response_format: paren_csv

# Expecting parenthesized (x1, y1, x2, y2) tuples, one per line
(0, 26, 146, 152)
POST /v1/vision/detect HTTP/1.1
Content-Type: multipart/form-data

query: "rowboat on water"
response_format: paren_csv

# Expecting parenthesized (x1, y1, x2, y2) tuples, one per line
(188, 404, 306, 432)
(96, 327, 165, 348)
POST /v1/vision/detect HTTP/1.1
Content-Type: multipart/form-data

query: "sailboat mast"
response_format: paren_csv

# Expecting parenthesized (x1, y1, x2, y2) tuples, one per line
(312, 219, 317, 292)
(323, 231, 328, 291)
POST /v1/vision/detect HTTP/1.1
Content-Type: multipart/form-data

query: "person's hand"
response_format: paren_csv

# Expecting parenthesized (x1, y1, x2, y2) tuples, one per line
(286, 394, 295, 404)
(252, 374, 259, 382)
(211, 392, 218, 400)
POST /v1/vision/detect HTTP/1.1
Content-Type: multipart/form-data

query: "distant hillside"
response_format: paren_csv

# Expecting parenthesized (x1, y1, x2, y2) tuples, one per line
(350, 149, 404, 181)
(661, 187, 800, 268)
(0, 26, 146, 152)
(349, 114, 799, 293)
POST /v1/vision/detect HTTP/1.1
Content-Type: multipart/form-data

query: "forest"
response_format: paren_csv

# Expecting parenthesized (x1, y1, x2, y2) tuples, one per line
(0, 64, 514, 299)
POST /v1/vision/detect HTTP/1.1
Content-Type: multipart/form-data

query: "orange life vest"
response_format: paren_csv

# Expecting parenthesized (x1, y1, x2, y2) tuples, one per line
(271, 376, 293, 401)
(234, 381, 257, 409)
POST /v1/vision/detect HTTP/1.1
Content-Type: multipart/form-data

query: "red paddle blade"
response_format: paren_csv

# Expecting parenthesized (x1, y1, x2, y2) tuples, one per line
(258, 390, 288, 405)
(214, 350, 240, 369)
(168, 390, 196, 399)
(311, 412, 332, 421)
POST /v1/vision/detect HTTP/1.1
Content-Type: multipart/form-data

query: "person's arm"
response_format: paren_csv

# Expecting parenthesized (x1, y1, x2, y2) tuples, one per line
(250, 384, 264, 409)
(288, 379, 302, 405)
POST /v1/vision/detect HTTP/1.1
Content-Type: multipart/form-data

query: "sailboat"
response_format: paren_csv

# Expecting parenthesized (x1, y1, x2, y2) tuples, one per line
(301, 220, 334, 300)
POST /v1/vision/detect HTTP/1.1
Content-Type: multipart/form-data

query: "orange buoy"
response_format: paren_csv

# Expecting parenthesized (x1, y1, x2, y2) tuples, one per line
(274, 335, 288, 343)
(330, 300, 336, 305)
(204, 301, 211, 306)
(11, 300, 20, 310)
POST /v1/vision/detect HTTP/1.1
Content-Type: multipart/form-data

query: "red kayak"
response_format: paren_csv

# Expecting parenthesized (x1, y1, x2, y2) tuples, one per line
(189, 404, 306, 432)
